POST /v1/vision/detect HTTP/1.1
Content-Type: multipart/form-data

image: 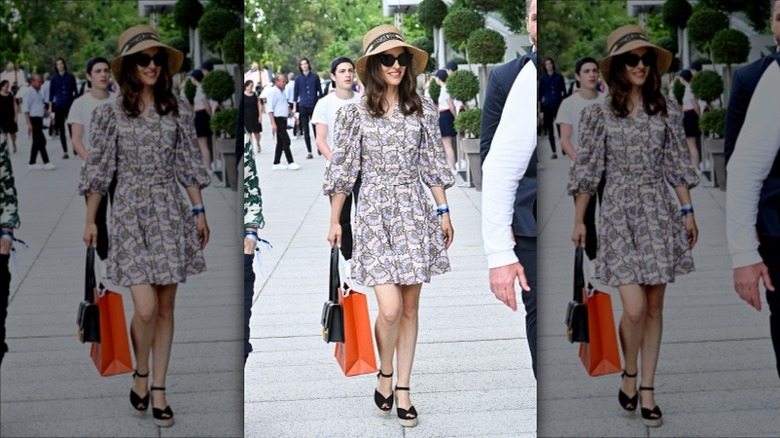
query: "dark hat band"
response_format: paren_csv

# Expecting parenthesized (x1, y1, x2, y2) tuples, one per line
(365, 33, 405, 54)
(121, 32, 161, 55)
(609, 32, 649, 55)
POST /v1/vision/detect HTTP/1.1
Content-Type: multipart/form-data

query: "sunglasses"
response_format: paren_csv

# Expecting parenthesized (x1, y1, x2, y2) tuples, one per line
(133, 52, 167, 68)
(377, 53, 413, 68)
(620, 52, 655, 68)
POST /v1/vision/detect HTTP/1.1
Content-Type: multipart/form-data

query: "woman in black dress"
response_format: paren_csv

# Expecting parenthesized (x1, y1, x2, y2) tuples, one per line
(243, 80, 263, 153)
(0, 80, 18, 153)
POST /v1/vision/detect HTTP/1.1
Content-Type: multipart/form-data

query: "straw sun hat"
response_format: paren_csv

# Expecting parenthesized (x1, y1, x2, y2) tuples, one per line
(599, 25, 672, 84)
(355, 24, 428, 79)
(111, 25, 184, 86)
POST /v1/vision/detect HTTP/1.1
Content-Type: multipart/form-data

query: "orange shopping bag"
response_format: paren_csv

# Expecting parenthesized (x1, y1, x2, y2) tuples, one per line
(335, 288, 378, 377)
(578, 289, 622, 376)
(90, 288, 133, 377)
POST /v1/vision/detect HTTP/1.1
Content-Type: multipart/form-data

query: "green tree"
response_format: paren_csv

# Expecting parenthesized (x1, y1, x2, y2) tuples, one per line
(417, 0, 448, 28)
(442, 8, 483, 52)
(173, 0, 204, 29)
(687, 7, 729, 59)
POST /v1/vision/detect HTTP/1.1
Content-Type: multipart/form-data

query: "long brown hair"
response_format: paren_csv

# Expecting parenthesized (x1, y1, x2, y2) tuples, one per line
(362, 49, 422, 117)
(607, 51, 667, 118)
(119, 51, 178, 118)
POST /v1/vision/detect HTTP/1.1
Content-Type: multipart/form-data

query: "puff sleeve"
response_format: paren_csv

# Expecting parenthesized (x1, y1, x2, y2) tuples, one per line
(175, 99, 211, 189)
(243, 134, 264, 229)
(419, 98, 455, 189)
(323, 103, 362, 196)
(79, 104, 118, 196)
(567, 103, 607, 196)
(663, 101, 699, 189)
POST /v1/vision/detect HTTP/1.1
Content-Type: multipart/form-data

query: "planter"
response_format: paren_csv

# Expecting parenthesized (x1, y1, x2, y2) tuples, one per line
(217, 137, 238, 191)
(706, 136, 726, 191)
(460, 135, 481, 191)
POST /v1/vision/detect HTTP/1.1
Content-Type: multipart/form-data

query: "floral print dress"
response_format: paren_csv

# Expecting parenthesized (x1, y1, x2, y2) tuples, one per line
(79, 98, 210, 287)
(323, 98, 455, 286)
(567, 100, 698, 287)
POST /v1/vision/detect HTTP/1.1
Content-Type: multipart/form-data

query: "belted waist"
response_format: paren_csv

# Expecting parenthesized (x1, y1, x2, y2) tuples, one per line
(606, 174, 663, 186)
(117, 174, 175, 186)
(361, 174, 418, 186)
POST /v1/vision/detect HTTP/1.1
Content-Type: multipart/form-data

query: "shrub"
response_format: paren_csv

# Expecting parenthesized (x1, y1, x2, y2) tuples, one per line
(468, 29, 506, 66)
(690, 69, 723, 103)
(417, 0, 448, 28)
(711, 28, 750, 65)
(223, 28, 243, 65)
(446, 70, 479, 102)
(166, 36, 189, 54)
(198, 9, 240, 52)
(184, 79, 196, 105)
(687, 8, 729, 52)
(442, 8, 483, 51)
(656, 36, 677, 55)
(662, 0, 693, 29)
(672, 79, 685, 105)
(698, 107, 726, 138)
(173, 0, 204, 29)
(201, 70, 235, 104)
(211, 108, 238, 137)
(454, 108, 482, 138)
(429, 79, 441, 103)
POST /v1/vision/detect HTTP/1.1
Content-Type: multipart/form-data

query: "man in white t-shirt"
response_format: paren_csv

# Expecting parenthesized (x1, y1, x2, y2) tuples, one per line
(312, 56, 361, 261)
(67, 57, 116, 260)
(555, 56, 605, 261)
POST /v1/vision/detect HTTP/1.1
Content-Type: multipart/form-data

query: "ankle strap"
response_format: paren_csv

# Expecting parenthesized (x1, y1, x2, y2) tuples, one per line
(395, 386, 410, 391)
(377, 370, 393, 378)
(151, 386, 166, 392)
(622, 370, 637, 378)
(134, 370, 149, 378)
(639, 386, 654, 392)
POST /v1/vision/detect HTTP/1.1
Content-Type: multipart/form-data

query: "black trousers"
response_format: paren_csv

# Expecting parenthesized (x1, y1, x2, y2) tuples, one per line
(542, 105, 560, 154)
(758, 236, 780, 379)
(338, 176, 361, 261)
(513, 236, 537, 378)
(0, 254, 10, 365)
(289, 104, 301, 136)
(298, 106, 315, 154)
(54, 104, 71, 153)
(93, 177, 117, 261)
(272, 117, 293, 165)
(584, 177, 606, 261)
(28, 117, 50, 165)
(244, 253, 255, 364)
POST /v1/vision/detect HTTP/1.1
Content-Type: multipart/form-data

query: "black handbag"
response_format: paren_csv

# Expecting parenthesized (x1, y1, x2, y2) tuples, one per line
(321, 246, 345, 343)
(77, 246, 100, 343)
(565, 246, 589, 343)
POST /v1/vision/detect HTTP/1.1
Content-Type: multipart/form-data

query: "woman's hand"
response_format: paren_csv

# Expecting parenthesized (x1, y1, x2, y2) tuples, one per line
(685, 213, 698, 249)
(83, 223, 98, 247)
(244, 237, 256, 255)
(440, 214, 454, 249)
(572, 223, 586, 247)
(327, 223, 342, 248)
(197, 214, 210, 249)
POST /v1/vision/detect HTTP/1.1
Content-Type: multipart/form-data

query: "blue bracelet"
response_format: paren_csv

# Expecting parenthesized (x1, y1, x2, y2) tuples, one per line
(192, 204, 205, 216)
(680, 205, 694, 216)
(436, 207, 450, 216)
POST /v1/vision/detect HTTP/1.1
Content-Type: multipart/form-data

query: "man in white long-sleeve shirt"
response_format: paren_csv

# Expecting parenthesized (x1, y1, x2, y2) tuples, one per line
(726, 1, 780, 378)
(480, 0, 537, 377)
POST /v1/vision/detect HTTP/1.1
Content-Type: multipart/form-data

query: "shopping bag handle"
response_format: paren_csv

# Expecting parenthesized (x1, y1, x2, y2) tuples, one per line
(329, 246, 340, 303)
(84, 246, 96, 303)
(573, 246, 584, 304)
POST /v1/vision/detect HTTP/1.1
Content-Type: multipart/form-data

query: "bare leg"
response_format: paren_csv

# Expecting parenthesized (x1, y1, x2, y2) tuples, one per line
(686, 137, 700, 171)
(130, 284, 158, 400)
(374, 284, 402, 399)
(618, 284, 646, 400)
(396, 283, 422, 412)
(640, 284, 666, 410)
(197, 136, 211, 170)
(442, 136, 456, 171)
(151, 284, 177, 410)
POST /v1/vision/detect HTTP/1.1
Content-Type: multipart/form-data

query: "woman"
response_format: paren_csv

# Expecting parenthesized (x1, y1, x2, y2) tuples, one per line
(188, 69, 212, 172)
(0, 80, 18, 153)
(568, 25, 699, 428)
(676, 69, 702, 172)
(80, 24, 210, 428)
(243, 80, 263, 153)
(324, 25, 454, 428)
(433, 69, 457, 175)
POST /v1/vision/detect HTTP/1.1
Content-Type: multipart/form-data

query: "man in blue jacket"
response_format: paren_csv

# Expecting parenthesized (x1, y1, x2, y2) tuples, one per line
(49, 57, 77, 159)
(292, 58, 323, 160)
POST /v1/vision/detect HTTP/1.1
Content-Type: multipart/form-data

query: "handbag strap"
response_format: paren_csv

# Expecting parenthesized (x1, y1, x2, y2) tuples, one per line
(85, 245, 96, 303)
(573, 246, 584, 303)
(329, 246, 340, 303)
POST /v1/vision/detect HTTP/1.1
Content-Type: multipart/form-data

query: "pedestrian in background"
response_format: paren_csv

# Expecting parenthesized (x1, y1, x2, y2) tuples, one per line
(243, 80, 263, 153)
(80, 24, 210, 428)
(49, 57, 78, 159)
(569, 25, 699, 428)
(188, 69, 213, 172)
(324, 24, 454, 428)
(293, 57, 322, 159)
(24, 74, 55, 170)
(0, 80, 19, 153)
(268, 74, 299, 170)
(538, 57, 565, 159)
(433, 69, 457, 176)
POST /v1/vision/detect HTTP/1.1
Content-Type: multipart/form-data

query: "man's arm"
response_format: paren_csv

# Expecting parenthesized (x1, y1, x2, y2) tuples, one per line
(480, 68, 507, 163)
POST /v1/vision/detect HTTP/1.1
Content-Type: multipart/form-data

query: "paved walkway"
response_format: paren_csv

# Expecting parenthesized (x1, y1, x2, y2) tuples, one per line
(244, 118, 537, 437)
(535, 135, 780, 437)
(0, 117, 244, 437)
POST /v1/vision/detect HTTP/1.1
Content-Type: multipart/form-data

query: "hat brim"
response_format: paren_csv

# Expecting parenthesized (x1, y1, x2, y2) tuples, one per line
(111, 40, 184, 86)
(355, 40, 428, 80)
(600, 40, 672, 85)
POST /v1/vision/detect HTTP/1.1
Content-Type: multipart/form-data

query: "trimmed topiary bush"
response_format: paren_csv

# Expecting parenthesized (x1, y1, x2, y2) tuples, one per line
(442, 8, 483, 51)
(687, 8, 729, 52)
(417, 0, 448, 28)
(223, 28, 243, 65)
(446, 70, 479, 102)
(173, 0, 204, 29)
(429, 79, 441, 103)
(468, 29, 506, 66)
(454, 108, 482, 138)
(211, 108, 238, 137)
(698, 107, 726, 138)
(662, 0, 693, 29)
(184, 78, 196, 105)
(198, 9, 240, 52)
(656, 36, 677, 55)
(672, 78, 685, 105)
(711, 28, 750, 65)
(412, 37, 434, 55)
(201, 70, 234, 104)
(690, 69, 723, 104)
(166, 36, 189, 54)
(468, 0, 502, 13)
